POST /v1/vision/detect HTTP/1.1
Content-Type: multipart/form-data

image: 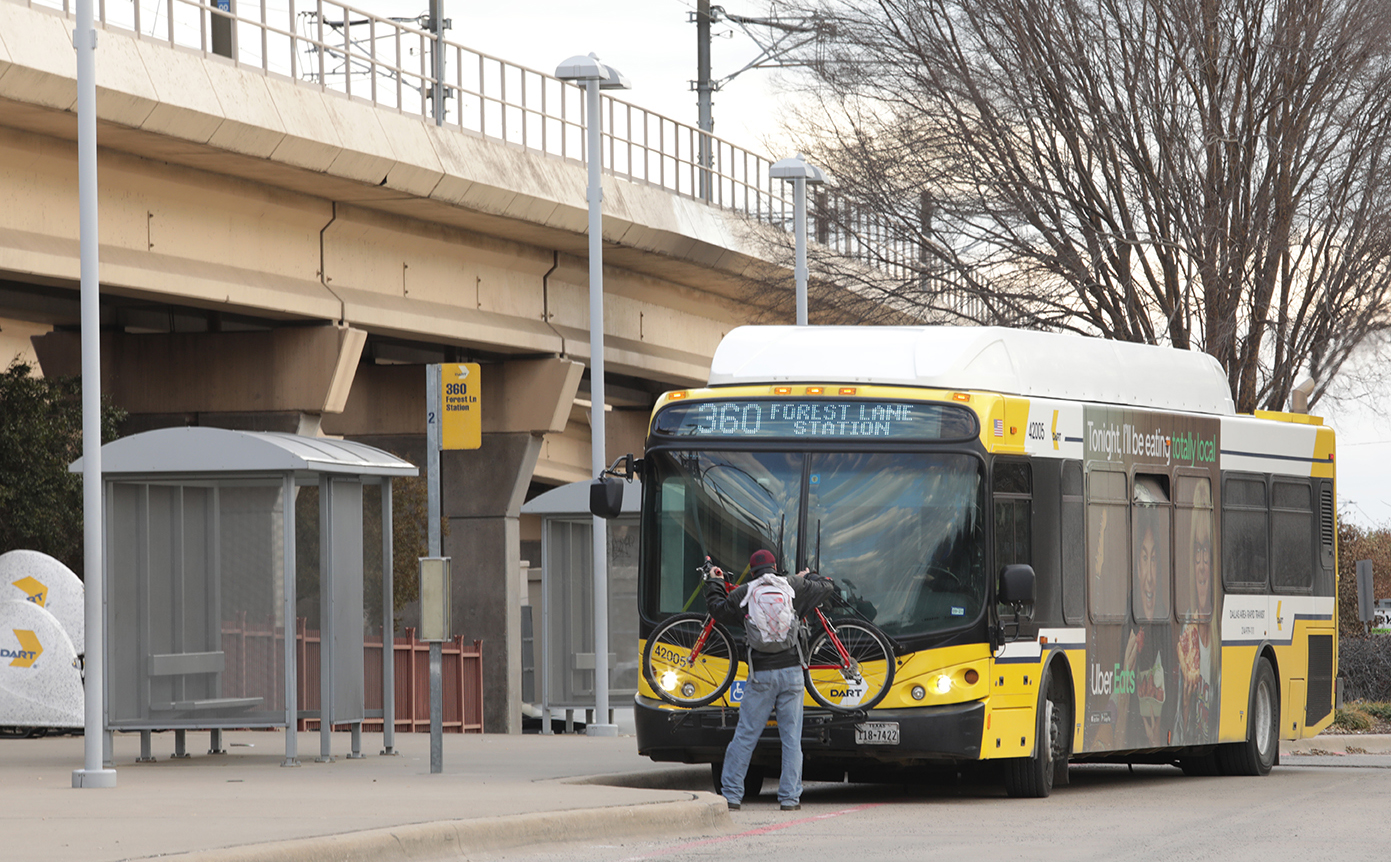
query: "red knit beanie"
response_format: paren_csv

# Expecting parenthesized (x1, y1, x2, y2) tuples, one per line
(749, 549, 777, 573)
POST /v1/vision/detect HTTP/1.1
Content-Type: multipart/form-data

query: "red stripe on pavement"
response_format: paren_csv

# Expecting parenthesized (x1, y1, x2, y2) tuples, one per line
(619, 803, 885, 860)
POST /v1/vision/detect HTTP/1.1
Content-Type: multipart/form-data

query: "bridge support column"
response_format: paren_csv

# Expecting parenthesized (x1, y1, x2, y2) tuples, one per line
(442, 434, 541, 734)
(334, 357, 583, 733)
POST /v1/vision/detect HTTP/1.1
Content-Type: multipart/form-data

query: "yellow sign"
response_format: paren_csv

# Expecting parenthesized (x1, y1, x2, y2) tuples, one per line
(7, 629, 42, 667)
(440, 363, 481, 450)
(12, 576, 47, 607)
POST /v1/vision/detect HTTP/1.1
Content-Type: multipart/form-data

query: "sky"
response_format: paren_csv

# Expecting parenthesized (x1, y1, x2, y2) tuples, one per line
(376, 1, 1391, 528)
(418, 0, 804, 155)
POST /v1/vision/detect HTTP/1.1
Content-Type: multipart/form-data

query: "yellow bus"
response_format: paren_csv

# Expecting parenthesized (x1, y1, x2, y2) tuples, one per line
(633, 325, 1337, 797)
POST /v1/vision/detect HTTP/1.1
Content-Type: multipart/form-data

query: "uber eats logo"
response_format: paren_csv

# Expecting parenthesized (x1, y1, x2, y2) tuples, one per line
(3, 630, 42, 667)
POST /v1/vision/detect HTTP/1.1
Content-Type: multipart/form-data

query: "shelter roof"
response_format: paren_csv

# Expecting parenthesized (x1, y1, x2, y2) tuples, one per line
(71, 427, 418, 478)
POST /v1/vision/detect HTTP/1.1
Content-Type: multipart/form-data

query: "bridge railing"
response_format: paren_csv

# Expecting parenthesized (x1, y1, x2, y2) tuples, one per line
(20, 0, 931, 291)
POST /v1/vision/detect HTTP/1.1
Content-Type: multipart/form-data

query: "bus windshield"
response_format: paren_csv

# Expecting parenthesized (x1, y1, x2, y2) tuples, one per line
(644, 449, 985, 637)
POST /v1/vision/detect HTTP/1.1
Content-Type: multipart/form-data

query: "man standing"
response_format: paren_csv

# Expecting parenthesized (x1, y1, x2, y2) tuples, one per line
(704, 549, 831, 811)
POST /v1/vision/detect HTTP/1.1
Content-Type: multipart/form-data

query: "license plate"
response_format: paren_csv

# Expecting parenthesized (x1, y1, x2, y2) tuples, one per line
(855, 721, 900, 745)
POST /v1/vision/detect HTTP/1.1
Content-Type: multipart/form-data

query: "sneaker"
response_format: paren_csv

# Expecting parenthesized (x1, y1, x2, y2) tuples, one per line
(780, 802, 800, 811)
(727, 801, 741, 811)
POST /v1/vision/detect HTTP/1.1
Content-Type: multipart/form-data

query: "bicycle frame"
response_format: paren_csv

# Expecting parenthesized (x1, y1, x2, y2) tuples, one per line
(677, 579, 855, 677)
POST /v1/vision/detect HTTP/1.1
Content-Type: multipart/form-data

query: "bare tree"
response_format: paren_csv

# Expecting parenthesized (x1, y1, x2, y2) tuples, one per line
(765, 0, 1391, 412)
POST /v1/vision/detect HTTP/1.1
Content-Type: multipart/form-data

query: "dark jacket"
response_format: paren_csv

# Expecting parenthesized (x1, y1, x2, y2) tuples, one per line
(704, 574, 833, 671)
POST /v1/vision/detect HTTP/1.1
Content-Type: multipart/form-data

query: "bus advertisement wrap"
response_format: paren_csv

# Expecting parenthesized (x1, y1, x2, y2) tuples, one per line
(1082, 406, 1222, 753)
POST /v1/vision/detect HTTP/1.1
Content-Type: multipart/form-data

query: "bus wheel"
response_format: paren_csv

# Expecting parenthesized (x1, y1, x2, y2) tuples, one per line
(1217, 657, 1279, 776)
(1004, 664, 1069, 798)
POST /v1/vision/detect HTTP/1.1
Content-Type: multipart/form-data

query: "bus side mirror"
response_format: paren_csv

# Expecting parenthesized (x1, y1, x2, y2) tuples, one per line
(589, 476, 624, 519)
(998, 564, 1036, 606)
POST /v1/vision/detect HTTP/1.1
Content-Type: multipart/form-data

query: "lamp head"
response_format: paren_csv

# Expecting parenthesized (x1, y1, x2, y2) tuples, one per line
(770, 154, 826, 184)
(556, 52, 631, 90)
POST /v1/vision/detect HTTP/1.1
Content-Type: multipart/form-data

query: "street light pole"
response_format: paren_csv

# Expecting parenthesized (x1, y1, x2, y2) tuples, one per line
(770, 154, 825, 326)
(556, 53, 629, 738)
(71, 0, 115, 790)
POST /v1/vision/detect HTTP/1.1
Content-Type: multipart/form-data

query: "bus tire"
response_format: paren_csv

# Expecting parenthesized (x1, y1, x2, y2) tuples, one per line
(1217, 657, 1279, 776)
(1004, 663, 1069, 798)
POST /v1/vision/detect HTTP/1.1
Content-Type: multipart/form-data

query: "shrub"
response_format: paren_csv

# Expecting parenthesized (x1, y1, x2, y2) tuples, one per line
(0, 360, 124, 577)
(1360, 701, 1391, 723)
(1338, 635, 1391, 702)
(1336, 521, 1391, 638)
(1333, 706, 1373, 732)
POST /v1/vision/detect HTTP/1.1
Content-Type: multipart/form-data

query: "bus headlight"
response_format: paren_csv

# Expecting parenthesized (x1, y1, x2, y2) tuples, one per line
(910, 685, 926, 700)
(933, 674, 953, 695)
(660, 670, 679, 692)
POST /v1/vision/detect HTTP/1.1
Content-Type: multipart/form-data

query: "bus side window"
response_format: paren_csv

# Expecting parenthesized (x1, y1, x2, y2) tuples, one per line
(1132, 475, 1171, 623)
(1061, 461, 1085, 625)
(1174, 476, 1214, 622)
(993, 461, 1032, 571)
(1272, 479, 1315, 594)
(1222, 475, 1269, 592)
(1087, 468, 1128, 623)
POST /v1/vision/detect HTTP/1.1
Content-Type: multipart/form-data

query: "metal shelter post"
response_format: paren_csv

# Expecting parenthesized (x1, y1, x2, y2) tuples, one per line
(282, 473, 300, 766)
(539, 540, 551, 734)
(381, 479, 397, 755)
(318, 474, 333, 763)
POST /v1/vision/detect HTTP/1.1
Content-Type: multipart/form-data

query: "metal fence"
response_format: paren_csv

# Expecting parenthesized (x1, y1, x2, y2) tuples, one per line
(18, 0, 940, 286)
(220, 615, 484, 733)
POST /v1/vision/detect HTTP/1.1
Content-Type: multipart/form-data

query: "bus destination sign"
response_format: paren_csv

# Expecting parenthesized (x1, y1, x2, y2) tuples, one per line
(653, 399, 977, 441)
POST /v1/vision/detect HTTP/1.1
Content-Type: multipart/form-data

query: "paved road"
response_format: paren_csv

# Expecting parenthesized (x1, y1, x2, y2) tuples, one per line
(476, 755, 1391, 862)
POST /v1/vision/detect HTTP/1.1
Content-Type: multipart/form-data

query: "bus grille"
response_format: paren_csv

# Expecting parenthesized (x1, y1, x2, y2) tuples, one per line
(1306, 634, 1334, 724)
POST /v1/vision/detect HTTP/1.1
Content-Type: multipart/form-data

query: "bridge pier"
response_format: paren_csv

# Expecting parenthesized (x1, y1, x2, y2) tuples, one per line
(336, 358, 582, 734)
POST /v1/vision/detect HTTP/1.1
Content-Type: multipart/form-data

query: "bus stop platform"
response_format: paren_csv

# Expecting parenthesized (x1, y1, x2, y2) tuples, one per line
(7, 729, 1388, 862)
(3, 728, 728, 862)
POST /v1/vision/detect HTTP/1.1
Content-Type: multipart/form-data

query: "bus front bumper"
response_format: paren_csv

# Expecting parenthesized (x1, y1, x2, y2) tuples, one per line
(634, 695, 985, 767)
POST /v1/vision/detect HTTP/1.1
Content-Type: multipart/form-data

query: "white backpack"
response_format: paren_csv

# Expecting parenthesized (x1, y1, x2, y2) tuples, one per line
(740, 573, 798, 653)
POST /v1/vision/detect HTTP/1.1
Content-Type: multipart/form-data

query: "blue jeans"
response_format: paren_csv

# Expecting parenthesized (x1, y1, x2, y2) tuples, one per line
(721, 664, 803, 805)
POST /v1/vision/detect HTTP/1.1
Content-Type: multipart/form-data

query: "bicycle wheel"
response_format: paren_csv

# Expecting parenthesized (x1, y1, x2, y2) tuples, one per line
(643, 613, 739, 707)
(804, 620, 895, 711)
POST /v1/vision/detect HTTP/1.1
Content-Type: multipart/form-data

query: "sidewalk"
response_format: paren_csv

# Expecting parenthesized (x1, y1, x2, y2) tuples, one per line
(2, 728, 728, 862)
(8, 728, 1386, 862)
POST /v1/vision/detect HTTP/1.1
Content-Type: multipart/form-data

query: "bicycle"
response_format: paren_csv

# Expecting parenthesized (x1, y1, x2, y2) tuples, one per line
(641, 557, 896, 712)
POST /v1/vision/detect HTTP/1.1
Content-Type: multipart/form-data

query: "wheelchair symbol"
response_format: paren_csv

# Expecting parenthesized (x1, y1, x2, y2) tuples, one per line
(730, 680, 745, 703)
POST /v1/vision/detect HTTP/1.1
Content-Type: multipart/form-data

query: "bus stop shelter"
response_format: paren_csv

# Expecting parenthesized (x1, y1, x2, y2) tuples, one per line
(521, 479, 641, 730)
(73, 427, 417, 766)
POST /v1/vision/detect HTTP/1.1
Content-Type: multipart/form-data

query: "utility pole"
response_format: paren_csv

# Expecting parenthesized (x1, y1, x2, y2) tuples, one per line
(689, 5, 831, 203)
(428, 0, 448, 125)
(695, 0, 714, 201)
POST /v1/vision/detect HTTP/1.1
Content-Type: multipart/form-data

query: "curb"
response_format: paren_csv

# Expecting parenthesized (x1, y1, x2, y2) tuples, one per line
(1283, 734, 1391, 756)
(567, 765, 712, 791)
(142, 795, 731, 862)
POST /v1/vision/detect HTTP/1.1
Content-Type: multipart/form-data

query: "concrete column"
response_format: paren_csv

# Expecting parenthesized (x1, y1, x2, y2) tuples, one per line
(443, 433, 541, 734)
(338, 357, 582, 734)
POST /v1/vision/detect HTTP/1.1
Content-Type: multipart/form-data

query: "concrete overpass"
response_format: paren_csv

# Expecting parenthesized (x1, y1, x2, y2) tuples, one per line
(0, 0, 912, 731)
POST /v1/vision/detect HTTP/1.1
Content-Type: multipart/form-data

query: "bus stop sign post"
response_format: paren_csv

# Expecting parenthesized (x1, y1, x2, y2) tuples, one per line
(424, 363, 480, 772)
(419, 557, 451, 774)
